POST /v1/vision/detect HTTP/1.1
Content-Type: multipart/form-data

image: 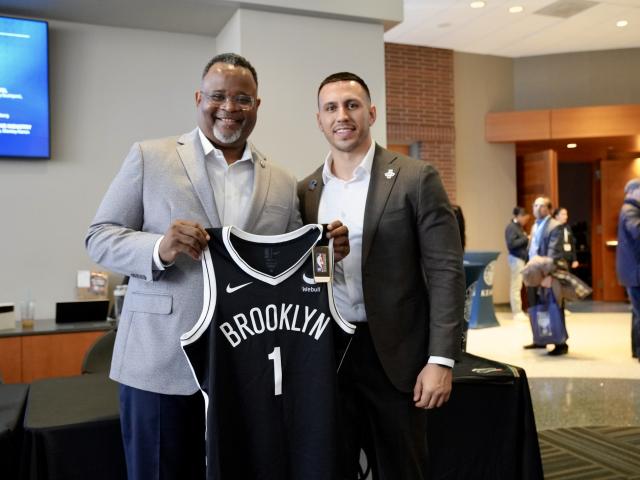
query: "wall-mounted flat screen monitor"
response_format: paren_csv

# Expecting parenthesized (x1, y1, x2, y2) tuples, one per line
(0, 16, 50, 159)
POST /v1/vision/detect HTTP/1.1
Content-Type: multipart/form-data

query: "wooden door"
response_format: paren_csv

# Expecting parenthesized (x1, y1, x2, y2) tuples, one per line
(517, 149, 559, 231)
(600, 158, 638, 301)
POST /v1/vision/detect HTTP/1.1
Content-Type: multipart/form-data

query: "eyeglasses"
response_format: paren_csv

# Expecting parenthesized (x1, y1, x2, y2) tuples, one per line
(199, 91, 256, 110)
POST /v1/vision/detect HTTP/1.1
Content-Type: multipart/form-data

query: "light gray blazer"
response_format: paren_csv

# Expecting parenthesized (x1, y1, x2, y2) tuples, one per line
(86, 128, 302, 395)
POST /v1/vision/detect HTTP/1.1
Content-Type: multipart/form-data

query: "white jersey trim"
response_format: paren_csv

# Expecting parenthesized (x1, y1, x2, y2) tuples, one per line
(327, 237, 356, 335)
(180, 246, 217, 432)
(222, 224, 323, 286)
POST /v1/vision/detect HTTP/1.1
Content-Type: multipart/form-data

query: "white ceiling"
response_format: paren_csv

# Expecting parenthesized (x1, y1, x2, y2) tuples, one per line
(1, 0, 639, 58)
(385, 0, 640, 57)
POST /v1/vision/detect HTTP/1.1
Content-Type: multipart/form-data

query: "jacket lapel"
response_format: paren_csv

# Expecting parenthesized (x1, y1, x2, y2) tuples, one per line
(243, 146, 270, 231)
(303, 167, 324, 224)
(176, 129, 221, 227)
(362, 145, 400, 265)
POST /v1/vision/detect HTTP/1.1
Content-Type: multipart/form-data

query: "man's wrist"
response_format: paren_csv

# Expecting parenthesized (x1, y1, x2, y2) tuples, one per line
(153, 236, 174, 270)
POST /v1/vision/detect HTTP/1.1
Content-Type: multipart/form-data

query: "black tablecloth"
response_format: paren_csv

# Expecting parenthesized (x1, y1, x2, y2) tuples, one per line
(428, 352, 544, 480)
(0, 383, 29, 479)
(21, 374, 125, 480)
(17, 356, 542, 480)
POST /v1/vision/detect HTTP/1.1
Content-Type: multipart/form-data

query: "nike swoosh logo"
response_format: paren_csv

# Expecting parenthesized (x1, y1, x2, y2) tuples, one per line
(302, 273, 316, 285)
(226, 282, 252, 293)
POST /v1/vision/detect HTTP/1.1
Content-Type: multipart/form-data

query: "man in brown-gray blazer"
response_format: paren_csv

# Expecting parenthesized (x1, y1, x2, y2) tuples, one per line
(298, 72, 464, 479)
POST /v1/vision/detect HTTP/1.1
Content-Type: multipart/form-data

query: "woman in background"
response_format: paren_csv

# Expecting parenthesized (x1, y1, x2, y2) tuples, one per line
(553, 207, 579, 270)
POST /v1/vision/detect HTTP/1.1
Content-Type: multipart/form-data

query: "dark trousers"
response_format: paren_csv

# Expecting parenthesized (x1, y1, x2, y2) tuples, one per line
(627, 287, 640, 358)
(119, 384, 205, 480)
(337, 324, 429, 480)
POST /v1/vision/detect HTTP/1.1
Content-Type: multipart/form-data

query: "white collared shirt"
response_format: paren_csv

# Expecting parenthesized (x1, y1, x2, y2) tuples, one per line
(317, 142, 375, 324)
(317, 141, 453, 368)
(152, 129, 254, 269)
(198, 128, 254, 228)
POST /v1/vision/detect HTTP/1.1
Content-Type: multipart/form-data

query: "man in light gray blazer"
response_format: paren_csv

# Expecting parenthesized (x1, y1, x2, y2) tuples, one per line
(86, 53, 347, 480)
(298, 72, 464, 479)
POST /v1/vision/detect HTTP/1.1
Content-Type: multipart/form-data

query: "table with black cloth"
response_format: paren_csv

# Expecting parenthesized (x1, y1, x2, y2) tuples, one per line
(21, 374, 125, 480)
(18, 355, 542, 480)
(0, 383, 29, 479)
(427, 352, 544, 480)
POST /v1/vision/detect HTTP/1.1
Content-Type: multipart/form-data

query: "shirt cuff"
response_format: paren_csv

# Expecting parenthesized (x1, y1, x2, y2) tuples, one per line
(428, 356, 455, 368)
(153, 236, 174, 270)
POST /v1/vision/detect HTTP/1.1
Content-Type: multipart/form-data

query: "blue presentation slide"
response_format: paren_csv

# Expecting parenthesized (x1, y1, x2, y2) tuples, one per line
(0, 16, 49, 158)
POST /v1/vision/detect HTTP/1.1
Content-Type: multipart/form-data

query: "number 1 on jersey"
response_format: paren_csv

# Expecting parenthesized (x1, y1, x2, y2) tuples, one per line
(267, 346, 282, 396)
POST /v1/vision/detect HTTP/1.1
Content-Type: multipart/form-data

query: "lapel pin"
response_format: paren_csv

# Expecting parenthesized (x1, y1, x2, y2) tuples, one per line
(260, 159, 266, 168)
(384, 169, 396, 179)
(308, 179, 318, 191)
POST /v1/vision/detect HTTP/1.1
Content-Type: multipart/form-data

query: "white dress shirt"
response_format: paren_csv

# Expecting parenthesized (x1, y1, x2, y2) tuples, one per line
(317, 143, 374, 324)
(317, 142, 453, 368)
(152, 129, 254, 269)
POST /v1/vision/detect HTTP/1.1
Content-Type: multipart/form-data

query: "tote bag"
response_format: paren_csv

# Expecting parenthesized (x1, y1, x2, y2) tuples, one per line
(529, 288, 568, 345)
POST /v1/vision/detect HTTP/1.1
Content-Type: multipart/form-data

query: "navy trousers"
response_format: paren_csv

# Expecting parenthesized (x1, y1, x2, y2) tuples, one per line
(627, 287, 640, 358)
(119, 384, 206, 480)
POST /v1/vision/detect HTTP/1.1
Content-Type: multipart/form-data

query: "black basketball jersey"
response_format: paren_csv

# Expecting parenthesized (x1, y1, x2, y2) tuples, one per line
(180, 224, 355, 480)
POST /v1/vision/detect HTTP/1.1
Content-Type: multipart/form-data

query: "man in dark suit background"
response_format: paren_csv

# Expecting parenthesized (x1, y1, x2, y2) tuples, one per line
(616, 178, 640, 362)
(298, 72, 464, 479)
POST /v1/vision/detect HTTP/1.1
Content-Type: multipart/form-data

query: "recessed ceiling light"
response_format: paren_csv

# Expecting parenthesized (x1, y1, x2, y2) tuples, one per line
(509, 6, 524, 13)
(616, 20, 628, 27)
(567, 143, 577, 149)
(470, 1, 486, 8)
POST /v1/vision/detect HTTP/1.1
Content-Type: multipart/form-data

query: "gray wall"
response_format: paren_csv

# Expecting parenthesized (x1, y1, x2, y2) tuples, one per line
(514, 48, 640, 110)
(454, 51, 515, 303)
(0, 20, 217, 319)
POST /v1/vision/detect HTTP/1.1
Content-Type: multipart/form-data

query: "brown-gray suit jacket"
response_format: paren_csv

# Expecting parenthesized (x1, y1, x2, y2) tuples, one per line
(298, 144, 464, 392)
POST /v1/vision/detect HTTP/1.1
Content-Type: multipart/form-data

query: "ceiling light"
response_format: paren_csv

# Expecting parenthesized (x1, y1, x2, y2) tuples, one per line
(616, 20, 628, 27)
(509, 6, 524, 13)
(567, 143, 577, 149)
(470, 1, 486, 8)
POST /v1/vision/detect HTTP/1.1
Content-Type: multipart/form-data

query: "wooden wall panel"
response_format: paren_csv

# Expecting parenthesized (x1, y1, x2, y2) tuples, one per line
(552, 105, 640, 139)
(21, 331, 104, 383)
(600, 159, 640, 301)
(517, 149, 559, 233)
(486, 110, 551, 142)
(591, 160, 603, 301)
(0, 337, 22, 383)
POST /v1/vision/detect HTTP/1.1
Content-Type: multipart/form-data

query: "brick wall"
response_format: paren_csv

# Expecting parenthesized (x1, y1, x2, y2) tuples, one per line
(385, 43, 456, 200)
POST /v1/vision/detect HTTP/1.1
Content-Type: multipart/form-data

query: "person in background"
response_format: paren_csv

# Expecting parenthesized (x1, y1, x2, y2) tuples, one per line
(524, 196, 567, 355)
(552, 207, 579, 270)
(616, 178, 640, 363)
(553, 207, 579, 316)
(505, 206, 530, 322)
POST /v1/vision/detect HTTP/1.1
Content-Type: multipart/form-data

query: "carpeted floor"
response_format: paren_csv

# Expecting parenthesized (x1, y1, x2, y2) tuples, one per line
(539, 426, 640, 479)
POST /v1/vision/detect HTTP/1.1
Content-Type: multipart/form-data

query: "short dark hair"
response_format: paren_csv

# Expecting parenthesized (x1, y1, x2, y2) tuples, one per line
(552, 207, 566, 218)
(317, 72, 371, 101)
(202, 53, 258, 86)
(513, 206, 526, 216)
